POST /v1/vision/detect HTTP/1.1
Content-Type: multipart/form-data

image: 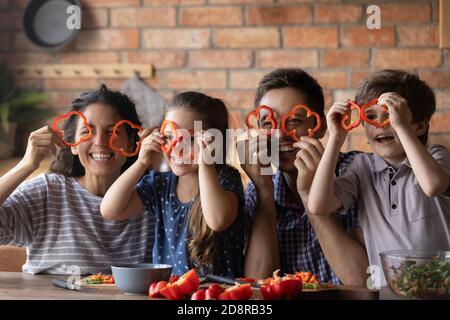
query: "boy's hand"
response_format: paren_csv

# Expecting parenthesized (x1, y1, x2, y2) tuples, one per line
(326, 101, 350, 145)
(293, 137, 324, 194)
(378, 92, 412, 130)
(137, 128, 162, 168)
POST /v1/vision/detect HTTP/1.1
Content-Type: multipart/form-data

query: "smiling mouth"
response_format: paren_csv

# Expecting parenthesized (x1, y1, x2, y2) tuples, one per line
(374, 134, 395, 144)
(90, 152, 114, 161)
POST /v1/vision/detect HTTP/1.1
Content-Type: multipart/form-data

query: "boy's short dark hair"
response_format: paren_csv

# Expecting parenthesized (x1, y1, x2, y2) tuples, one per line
(254, 68, 325, 118)
(355, 69, 436, 144)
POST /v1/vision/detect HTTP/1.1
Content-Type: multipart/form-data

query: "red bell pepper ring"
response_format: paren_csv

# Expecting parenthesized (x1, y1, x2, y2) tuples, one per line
(149, 280, 168, 298)
(360, 98, 391, 128)
(160, 120, 179, 154)
(244, 105, 277, 136)
(52, 111, 93, 147)
(341, 100, 362, 131)
(217, 283, 253, 300)
(159, 269, 200, 300)
(108, 120, 144, 157)
(281, 105, 321, 140)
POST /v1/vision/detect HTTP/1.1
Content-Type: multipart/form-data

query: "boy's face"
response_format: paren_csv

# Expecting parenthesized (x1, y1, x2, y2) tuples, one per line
(259, 87, 325, 173)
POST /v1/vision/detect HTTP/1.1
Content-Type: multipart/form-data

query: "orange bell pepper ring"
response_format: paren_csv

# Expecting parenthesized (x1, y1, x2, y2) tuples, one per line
(160, 120, 179, 154)
(281, 105, 321, 141)
(360, 98, 391, 128)
(244, 105, 277, 136)
(52, 111, 93, 147)
(341, 100, 362, 131)
(108, 120, 144, 157)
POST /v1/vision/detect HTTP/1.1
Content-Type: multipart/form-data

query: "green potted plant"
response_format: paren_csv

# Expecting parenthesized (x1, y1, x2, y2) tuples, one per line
(0, 62, 54, 159)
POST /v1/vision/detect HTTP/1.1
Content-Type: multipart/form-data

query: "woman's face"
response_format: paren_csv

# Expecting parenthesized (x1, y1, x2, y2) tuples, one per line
(70, 103, 130, 178)
(162, 108, 199, 177)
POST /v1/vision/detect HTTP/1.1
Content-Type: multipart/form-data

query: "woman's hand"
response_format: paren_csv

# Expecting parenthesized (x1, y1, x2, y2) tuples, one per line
(21, 126, 63, 171)
(137, 128, 163, 168)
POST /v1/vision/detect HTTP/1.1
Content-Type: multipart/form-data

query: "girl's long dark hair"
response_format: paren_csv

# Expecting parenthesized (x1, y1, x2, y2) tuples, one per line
(166, 91, 230, 272)
(50, 84, 141, 177)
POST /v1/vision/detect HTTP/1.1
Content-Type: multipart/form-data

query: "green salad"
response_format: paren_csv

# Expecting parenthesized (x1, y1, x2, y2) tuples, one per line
(390, 260, 450, 299)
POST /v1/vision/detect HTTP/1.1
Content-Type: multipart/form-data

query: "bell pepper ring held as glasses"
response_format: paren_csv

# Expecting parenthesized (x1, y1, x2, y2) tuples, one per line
(244, 105, 277, 136)
(360, 98, 391, 128)
(160, 120, 179, 154)
(341, 100, 362, 131)
(108, 120, 144, 158)
(52, 111, 94, 147)
(281, 104, 321, 141)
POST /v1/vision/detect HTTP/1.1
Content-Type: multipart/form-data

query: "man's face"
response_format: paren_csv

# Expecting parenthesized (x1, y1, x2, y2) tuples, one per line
(259, 87, 323, 173)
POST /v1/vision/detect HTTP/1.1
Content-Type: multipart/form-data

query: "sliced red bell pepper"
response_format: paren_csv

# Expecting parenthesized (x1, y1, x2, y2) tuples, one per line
(205, 284, 225, 300)
(160, 120, 179, 154)
(281, 104, 321, 140)
(360, 98, 390, 128)
(341, 100, 362, 131)
(52, 111, 93, 147)
(245, 105, 277, 136)
(108, 119, 144, 157)
(159, 269, 200, 300)
(149, 280, 168, 298)
(217, 283, 253, 300)
(191, 289, 206, 300)
(259, 271, 302, 300)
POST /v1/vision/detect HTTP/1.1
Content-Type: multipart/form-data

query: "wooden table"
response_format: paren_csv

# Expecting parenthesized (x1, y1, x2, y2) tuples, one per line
(0, 272, 402, 300)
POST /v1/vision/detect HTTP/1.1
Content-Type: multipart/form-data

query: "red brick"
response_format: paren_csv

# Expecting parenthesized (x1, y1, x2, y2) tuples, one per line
(430, 112, 450, 132)
(12, 0, 27, 8)
(435, 90, 450, 110)
(428, 134, 450, 150)
(111, 7, 176, 27)
(341, 26, 395, 47)
(180, 6, 242, 27)
(398, 25, 438, 47)
(315, 4, 362, 23)
(144, 0, 205, 4)
(205, 90, 255, 110)
(59, 52, 120, 63)
(419, 70, 450, 89)
(257, 49, 318, 68)
(143, 29, 209, 49)
(333, 90, 357, 104)
(123, 51, 186, 69)
(167, 71, 227, 90)
(14, 32, 42, 51)
(210, 0, 271, 3)
(380, 3, 431, 23)
(322, 49, 370, 68)
(0, 53, 52, 64)
(0, 32, 11, 50)
(375, 49, 442, 69)
(82, 9, 108, 29)
(215, 28, 279, 48)
(43, 79, 99, 91)
(349, 70, 370, 88)
(230, 71, 266, 89)
(101, 73, 162, 90)
(310, 71, 346, 89)
(246, 5, 312, 25)
(0, 0, 10, 9)
(189, 50, 252, 68)
(284, 27, 338, 48)
(46, 91, 81, 110)
(80, 0, 140, 8)
(77, 29, 140, 50)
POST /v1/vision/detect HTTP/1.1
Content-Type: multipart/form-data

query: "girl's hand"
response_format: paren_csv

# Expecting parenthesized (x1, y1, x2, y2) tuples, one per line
(21, 126, 63, 171)
(196, 131, 214, 167)
(137, 128, 163, 168)
(378, 92, 412, 130)
(293, 137, 324, 194)
(326, 101, 350, 146)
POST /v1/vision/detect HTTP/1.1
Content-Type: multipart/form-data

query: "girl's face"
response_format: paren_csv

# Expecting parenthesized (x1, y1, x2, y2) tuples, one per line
(70, 103, 130, 178)
(162, 108, 199, 177)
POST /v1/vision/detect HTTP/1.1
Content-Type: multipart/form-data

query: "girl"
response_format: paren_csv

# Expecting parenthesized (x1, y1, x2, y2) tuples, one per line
(101, 92, 247, 277)
(0, 84, 154, 274)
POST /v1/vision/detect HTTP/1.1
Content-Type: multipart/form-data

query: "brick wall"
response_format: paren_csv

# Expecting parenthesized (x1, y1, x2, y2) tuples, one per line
(0, 0, 449, 152)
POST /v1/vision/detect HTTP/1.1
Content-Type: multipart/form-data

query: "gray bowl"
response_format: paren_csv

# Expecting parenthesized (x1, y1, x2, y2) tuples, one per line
(111, 263, 172, 295)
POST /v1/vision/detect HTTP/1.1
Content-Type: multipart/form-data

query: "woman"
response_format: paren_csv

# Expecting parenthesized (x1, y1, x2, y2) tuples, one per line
(0, 84, 155, 275)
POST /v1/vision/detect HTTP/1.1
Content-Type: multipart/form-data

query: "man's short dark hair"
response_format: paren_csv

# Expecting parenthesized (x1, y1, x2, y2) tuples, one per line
(255, 68, 325, 118)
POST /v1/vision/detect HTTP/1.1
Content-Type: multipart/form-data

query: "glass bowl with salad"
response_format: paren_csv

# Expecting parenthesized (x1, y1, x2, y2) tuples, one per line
(380, 250, 450, 300)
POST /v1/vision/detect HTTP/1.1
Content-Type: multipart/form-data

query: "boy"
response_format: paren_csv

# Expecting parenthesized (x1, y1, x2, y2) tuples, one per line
(307, 70, 450, 286)
(242, 68, 368, 285)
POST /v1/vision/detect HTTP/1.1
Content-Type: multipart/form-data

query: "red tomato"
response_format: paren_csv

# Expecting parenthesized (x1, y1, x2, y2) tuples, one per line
(191, 289, 206, 300)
